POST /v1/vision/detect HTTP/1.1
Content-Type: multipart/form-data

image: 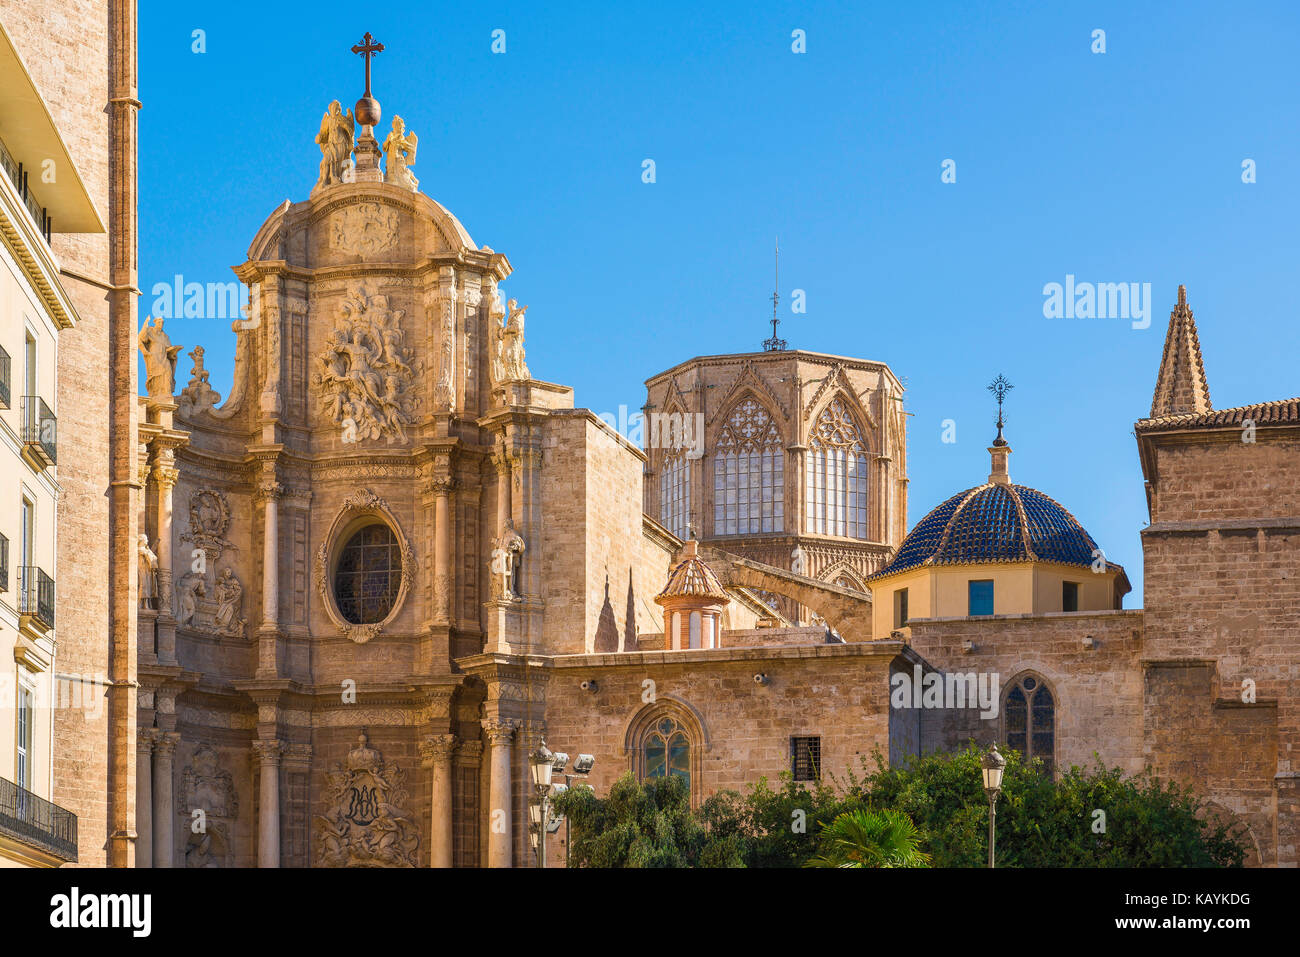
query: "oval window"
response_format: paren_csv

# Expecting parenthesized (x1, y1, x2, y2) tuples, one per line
(333, 523, 401, 624)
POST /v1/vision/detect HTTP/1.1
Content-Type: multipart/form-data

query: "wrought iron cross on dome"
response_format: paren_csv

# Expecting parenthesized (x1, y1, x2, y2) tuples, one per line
(351, 32, 385, 127)
(988, 374, 1013, 447)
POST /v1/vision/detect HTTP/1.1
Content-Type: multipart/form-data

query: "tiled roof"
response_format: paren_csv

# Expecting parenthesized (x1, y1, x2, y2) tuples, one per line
(655, 543, 730, 604)
(1136, 397, 1300, 433)
(868, 483, 1103, 580)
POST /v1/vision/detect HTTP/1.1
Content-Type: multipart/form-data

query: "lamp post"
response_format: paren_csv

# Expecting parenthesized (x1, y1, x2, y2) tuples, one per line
(981, 744, 1006, 869)
(529, 746, 595, 868)
(529, 741, 554, 869)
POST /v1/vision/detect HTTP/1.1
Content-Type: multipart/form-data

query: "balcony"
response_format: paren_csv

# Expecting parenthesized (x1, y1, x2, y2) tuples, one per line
(0, 343, 9, 408)
(0, 776, 78, 864)
(20, 395, 56, 467)
(0, 533, 7, 592)
(18, 565, 54, 630)
(0, 136, 52, 243)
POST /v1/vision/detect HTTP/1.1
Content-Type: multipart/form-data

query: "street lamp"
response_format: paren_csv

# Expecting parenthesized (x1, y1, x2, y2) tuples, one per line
(529, 741, 555, 869)
(530, 744, 595, 868)
(981, 744, 1006, 869)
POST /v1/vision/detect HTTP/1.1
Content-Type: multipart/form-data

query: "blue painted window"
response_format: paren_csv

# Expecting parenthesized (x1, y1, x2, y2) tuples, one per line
(968, 579, 994, 616)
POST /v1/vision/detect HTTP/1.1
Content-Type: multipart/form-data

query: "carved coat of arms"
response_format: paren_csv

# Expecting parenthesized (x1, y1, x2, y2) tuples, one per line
(314, 733, 420, 867)
(177, 744, 239, 868)
(330, 202, 399, 257)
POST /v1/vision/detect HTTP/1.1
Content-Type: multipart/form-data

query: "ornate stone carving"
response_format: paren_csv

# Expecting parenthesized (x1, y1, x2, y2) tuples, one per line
(181, 488, 234, 564)
(178, 346, 222, 418)
(138, 315, 182, 399)
(315, 733, 420, 868)
(138, 534, 159, 609)
(177, 744, 239, 868)
(260, 304, 282, 415)
(482, 718, 517, 744)
(314, 100, 356, 192)
(213, 568, 246, 638)
(315, 489, 417, 643)
(312, 282, 419, 444)
(425, 287, 457, 411)
(329, 203, 399, 257)
(210, 304, 259, 419)
(381, 116, 419, 191)
(419, 734, 457, 765)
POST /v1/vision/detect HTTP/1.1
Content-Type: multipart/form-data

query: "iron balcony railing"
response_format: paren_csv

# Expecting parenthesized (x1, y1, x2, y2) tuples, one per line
(18, 565, 54, 629)
(0, 136, 53, 244)
(20, 396, 56, 466)
(0, 776, 78, 863)
(0, 534, 7, 593)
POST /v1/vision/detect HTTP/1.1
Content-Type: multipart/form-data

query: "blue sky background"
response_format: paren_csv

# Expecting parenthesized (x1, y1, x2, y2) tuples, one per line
(139, 1, 1300, 605)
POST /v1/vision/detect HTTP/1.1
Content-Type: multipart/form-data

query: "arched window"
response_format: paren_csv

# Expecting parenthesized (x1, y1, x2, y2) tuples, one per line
(642, 716, 691, 789)
(805, 397, 869, 538)
(333, 523, 402, 624)
(714, 398, 784, 535)
(1004, 673, 1055, 772)
(659, 447, 691, 539)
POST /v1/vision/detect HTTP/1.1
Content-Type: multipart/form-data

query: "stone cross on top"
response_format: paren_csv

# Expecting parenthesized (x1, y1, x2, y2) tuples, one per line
(351, 32, 384, 99)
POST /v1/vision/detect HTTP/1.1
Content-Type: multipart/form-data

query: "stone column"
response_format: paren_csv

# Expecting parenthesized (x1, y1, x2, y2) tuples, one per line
(256, 477, 283, 678)
(492, 441, 511, 537)
(432, 478, 454, 623)
(136, 729, 154, 868)
(253, 738, 284, 868)
(153, 461, 180, 664)
(421, 734, 458, 868)
(151, 732, 178, 867)
(484, 719, 516, 868)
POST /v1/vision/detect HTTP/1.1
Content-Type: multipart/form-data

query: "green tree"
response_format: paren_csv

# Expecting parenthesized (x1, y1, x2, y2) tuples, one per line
(805, 808, 931, 868)
(551, 771, 709, 867)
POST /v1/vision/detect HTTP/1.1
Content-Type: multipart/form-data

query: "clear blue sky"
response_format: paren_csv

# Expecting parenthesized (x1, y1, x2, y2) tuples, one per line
(139, 0, 1300, 605)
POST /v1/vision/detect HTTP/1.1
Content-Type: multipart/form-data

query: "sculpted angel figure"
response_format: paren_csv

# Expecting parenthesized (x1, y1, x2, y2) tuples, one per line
(314, 100, 356, 191)
(138, 315, 183, 399)
(381, 115, 418, 191)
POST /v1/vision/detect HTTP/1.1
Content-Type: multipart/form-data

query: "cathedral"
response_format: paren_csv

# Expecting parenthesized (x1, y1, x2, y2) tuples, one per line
(119, 67, 1300, 868)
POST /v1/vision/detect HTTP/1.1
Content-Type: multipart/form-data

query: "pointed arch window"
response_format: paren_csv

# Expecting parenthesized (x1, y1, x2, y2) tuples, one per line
(659, 445, 691, 540)
(1004, 673, 1055, 773)
(804, 397, 870, 539)
(642, 716, 691, 790)
(714, 398, 784, 535)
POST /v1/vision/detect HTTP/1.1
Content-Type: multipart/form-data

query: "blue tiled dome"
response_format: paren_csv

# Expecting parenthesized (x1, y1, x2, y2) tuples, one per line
(869, 483, 1101, 579)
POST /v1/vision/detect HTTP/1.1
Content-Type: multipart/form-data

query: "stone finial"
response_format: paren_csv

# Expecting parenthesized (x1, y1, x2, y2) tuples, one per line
(1150, 284, 1212, 418)
(655, 540, 730, 651)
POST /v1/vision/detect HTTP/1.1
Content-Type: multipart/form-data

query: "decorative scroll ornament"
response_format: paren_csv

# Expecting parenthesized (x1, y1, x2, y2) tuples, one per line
(178, 744, 239, 868)
(312, 282, 419, 444)
(315, 733, 420, 867)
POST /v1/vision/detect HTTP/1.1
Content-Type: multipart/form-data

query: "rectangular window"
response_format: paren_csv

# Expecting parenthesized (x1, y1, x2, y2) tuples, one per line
(1062, 581, 1079, 612)
(791, 735, 821, 781)
(16, 683, 33, 792)
(893, 588, 909, 629)
(968, 580, 994, 617)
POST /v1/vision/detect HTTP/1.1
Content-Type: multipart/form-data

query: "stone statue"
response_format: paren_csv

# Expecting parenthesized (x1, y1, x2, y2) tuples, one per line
(213, 568, 245, 638)
(314, 100, 356, 191)
(137, 534, 158, 609)
(491, 524, 526, 600)
(177, 346, 222, 418)
(381, 115, 418, 191)
(791, 544, 807, 576)
(178, 744, 238, 868)
(495, 299, 530, 383)
(177, 573, 206, 626)
(138, 315, 183, 399)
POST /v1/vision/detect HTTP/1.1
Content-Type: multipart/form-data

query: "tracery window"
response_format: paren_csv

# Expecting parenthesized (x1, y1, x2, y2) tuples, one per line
(659, 447, 691, 539)
(714, 398, 784, 535)
(1004, 673, 1055, 773)
(642, 716, 691, 789)
(804, 397, 869, 538)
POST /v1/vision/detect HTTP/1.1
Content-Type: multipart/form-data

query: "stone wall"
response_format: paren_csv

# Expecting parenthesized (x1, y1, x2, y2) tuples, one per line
(905, 610, 1146, 774)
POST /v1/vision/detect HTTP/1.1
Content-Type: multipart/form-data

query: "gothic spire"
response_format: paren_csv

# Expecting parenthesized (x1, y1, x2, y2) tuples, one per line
(1149, 284, 1212, 418)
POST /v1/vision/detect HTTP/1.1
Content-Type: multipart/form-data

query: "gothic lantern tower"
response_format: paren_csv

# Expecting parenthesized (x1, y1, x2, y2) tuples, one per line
(654, 540, 731, 650)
